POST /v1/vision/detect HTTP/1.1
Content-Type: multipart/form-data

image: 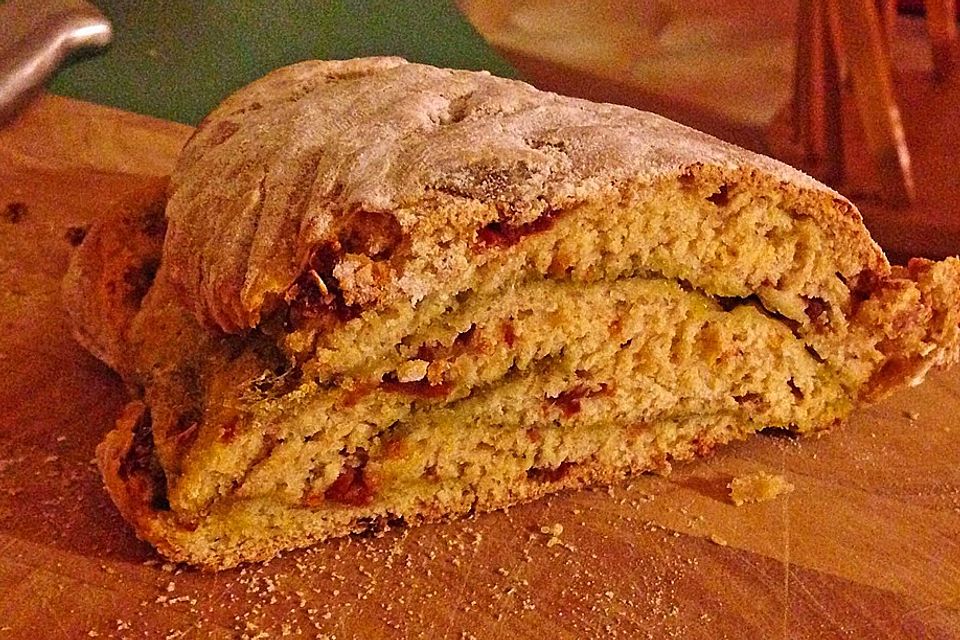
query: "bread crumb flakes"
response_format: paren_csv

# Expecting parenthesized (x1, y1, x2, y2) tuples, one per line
(396, 359, 429, 383)
(728, 471, 795, 506)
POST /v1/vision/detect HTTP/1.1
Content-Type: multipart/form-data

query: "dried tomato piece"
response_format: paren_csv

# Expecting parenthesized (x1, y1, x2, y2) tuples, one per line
(527, 461, 573, 483)
(380, 376, 453, 399)
(285, 243, 361, 332)
(324, 465, 376, 506)
(802, 296, 830, 326)
(551, 383, 611, 417)
(475, 208, 561, 250)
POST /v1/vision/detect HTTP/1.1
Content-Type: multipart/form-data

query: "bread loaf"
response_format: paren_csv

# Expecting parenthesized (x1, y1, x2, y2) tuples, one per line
(65, 58, 960, 569)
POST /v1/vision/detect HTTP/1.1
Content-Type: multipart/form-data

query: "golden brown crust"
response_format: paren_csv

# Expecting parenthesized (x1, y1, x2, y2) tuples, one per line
(860, 257, 960, 399)
(96, 402, 185, 562)
(62, 178, 169, 375)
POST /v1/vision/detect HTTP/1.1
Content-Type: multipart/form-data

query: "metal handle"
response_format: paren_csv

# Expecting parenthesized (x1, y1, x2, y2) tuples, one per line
(0, 0, 112, 122)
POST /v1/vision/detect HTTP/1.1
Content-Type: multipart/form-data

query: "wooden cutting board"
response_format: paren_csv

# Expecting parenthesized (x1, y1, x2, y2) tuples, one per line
(0, 95, 958, 640)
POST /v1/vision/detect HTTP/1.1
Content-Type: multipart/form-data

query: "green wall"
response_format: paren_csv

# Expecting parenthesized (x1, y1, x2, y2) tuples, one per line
(50, 1, 515, 124)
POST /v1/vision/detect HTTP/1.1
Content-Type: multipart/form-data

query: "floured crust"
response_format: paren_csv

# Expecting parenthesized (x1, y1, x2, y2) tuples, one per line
(164, 57, 881, 332)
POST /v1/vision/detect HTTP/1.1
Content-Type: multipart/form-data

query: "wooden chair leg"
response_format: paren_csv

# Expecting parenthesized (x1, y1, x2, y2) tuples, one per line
(794, 0, 820, 151)
(794, 0, 844, 184)
(822, 0, 845, 186)
(926, 0, 959, 81)
(875, 0, 898, 54)
(831, 0, 915, 206)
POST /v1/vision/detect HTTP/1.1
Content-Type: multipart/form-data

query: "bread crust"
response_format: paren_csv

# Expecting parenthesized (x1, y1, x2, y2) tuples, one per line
(62, 178, 169, 376)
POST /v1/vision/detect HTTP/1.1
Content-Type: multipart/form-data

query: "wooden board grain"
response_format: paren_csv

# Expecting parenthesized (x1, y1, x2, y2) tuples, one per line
(0, 94, 958, 640)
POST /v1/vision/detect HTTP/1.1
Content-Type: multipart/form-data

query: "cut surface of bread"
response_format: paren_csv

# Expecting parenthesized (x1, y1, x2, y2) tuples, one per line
(65, 58, 960, 569)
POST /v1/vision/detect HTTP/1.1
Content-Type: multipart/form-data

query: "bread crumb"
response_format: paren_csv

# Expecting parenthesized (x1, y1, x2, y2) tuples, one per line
(709, 534, 728, 547)
(540, 523, 564, 547)
(396, 359, 429, 383)
(728, 471, 794, 506)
